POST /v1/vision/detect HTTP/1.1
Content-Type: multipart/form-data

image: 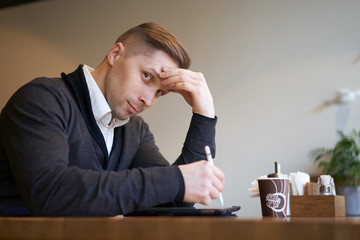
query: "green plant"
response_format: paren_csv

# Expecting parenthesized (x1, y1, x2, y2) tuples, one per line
(311, 129, 360, 186)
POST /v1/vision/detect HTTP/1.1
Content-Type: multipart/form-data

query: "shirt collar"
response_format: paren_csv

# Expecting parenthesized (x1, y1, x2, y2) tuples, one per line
(82, 65, 129, 128)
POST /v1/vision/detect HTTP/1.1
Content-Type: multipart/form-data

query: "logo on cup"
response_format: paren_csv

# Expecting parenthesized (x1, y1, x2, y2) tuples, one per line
(265, 193, 286, 212)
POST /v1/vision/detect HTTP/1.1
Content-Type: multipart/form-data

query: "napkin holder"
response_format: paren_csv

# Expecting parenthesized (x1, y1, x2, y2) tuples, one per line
(290, 195, 345, 217)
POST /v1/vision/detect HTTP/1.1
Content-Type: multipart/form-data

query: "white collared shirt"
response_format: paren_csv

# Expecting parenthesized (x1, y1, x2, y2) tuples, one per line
(83, 65, 129, 155)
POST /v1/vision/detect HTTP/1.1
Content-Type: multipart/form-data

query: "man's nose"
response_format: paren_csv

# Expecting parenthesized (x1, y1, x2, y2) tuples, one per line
(139, 91, 155, 108)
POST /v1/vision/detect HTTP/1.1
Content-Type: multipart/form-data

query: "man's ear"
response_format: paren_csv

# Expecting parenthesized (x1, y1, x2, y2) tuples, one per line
(107, 42, 125, 66)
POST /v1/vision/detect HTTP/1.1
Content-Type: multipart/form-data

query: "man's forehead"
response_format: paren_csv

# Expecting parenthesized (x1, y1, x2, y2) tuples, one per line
(141, 50, 178, 67)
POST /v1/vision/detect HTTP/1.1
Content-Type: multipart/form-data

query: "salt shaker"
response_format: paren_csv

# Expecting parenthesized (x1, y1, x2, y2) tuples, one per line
(318, 175, 335, 195)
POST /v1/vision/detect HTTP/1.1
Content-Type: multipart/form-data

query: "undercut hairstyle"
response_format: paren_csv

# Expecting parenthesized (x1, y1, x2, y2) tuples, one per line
(115, 22, 191, 69)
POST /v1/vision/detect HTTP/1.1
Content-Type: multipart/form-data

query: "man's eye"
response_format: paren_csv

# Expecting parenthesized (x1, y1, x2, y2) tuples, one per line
(144, 72, 152, 80)
(156, 90, 165, 97)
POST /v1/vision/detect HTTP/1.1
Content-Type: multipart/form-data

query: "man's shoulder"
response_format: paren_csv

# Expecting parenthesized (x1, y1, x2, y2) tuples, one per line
(127, 115, 147, 127)
(3, 76, 74, 114)
(124, 116, 151, 134)
(27, 76, 67, 90)
(14, 77, 70, 100)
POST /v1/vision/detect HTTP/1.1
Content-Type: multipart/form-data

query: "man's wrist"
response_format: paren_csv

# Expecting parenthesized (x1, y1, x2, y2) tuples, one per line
(192, 112, 216, 119)
(192, 107, 215, 118)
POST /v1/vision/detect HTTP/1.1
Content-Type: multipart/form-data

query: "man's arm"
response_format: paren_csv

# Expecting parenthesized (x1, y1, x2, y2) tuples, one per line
(159, 68, 225, 205)
(160, 67, 217, 165)
(114, 65, 225, 207)
(0, 80, 185, 216)
(173, 113, 217, 166)
(128, 113, 218, 207)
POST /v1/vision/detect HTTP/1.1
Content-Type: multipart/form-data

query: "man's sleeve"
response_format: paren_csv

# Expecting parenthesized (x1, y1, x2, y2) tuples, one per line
(130, 113, 217, 168)
(0, 81, 185, 216)
(128, 113, 217, 207)
(173, 113, 217, 165)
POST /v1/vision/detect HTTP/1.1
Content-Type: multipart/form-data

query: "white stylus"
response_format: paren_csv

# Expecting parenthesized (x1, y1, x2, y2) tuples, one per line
(204, 146, 224, 207)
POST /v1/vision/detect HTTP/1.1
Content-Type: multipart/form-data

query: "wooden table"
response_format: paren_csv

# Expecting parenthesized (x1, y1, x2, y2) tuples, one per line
(1, 216, 360, 240)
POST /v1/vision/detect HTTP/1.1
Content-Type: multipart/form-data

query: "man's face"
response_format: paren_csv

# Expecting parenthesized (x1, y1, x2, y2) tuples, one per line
(104, 48, 177, 120)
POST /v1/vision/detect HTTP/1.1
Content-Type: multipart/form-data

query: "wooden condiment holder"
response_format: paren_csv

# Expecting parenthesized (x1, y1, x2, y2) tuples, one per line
(290, 195, 345, 217)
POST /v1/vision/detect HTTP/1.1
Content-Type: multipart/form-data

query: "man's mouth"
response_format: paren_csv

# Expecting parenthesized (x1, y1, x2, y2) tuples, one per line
(128, 102, 139, 114)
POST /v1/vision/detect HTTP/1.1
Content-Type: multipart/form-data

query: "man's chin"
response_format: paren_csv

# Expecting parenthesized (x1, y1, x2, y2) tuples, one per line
(112, 111, 130, 120)
(112, 108, 144, 120)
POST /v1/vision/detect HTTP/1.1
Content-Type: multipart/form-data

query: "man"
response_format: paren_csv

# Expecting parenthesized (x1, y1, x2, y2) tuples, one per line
(0, 22, 224, 216)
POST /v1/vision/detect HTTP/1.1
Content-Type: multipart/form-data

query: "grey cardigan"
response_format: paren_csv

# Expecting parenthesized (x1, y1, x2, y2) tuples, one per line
(0, 65, 217, 216)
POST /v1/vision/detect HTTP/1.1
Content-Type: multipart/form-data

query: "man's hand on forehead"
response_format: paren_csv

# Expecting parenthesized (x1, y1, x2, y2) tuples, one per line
(158, 67, 175, 92)
(158, 67, 215, 118)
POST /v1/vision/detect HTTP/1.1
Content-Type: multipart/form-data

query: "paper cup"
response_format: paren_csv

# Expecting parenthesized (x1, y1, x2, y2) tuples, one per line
(257, 178, 289, 217)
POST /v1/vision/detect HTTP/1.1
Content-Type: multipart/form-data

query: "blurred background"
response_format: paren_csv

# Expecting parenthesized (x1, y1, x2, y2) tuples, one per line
(1, 0, 360, 217)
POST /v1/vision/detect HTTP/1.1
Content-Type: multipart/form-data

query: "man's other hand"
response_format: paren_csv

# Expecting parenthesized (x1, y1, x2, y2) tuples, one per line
(178, 160, 225, 205)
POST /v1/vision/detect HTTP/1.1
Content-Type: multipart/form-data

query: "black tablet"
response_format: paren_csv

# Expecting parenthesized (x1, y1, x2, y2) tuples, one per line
(125, 206, 241, 217)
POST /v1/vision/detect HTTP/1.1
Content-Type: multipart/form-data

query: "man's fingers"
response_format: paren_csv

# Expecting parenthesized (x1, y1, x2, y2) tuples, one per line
(160, 68, 205, 85)
(178, 160, 225, 205)
(169, 81, 198, 95)
(160, 67, 198, 79)
(209, 184, 222, 200)
(211, 165, 225, 185)
(161, 75, 200, 88)
(200, 195, 212, 206)
(209, 165, 225, 195)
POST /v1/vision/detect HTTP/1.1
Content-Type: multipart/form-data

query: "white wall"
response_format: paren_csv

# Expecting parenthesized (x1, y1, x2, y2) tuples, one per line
(1, 0, 360, 217)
